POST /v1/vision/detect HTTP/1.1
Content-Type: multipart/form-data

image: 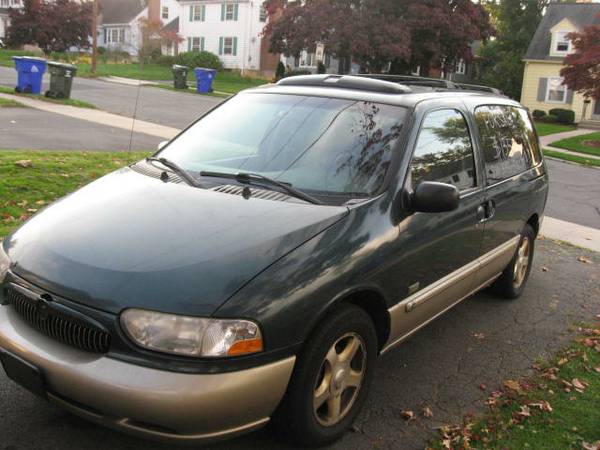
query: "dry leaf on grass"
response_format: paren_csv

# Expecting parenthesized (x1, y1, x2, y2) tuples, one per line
(558, 357, 569, 365)
(422, 406, 433, 419)
(15, 159, 33, 168)
(401, 410, 415, 421)
(528, 400, 553, 412)
(582, 442, 600, 450)
(516, 405, 531, 418)
(578, 256, 593, 264)
(504, 380, 521, 391)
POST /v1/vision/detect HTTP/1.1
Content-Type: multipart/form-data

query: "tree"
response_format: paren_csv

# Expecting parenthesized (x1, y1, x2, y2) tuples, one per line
(560, 13, 600, 100)
(263, 0, 491, 75)
(7, 0, 92, 54)
(137, 17, 183, 67)
(475, 0, 548, 100)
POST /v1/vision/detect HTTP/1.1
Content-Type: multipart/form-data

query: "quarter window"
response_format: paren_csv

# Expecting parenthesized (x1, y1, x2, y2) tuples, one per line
(474, 105, 538, 186)
(410, 109, 476, 192)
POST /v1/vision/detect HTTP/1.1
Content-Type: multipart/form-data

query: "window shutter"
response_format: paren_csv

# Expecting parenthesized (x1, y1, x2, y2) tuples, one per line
(234, 3, 239, 20)
(201, 37, 205, 52)
(188, 37, 191, 52)
(219, 37, 224, 55)
(537, 78, 548, 102)
(189, 5, 193, 21)
(566, 89, 574, 104)
(201, 4, 206, 21)
(103, 29, 107, 44)
(221, 4, 225, 21)
(233, 37, 238, 56)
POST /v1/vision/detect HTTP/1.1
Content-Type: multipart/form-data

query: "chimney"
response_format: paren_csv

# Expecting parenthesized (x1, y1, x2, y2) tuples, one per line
(148, 0, 161, 23)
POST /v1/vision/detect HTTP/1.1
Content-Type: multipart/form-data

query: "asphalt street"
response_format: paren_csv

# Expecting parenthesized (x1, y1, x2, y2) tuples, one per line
(0, 240, 598, 450)
(0, 106, 162, 151)
(0, 65, 223, 129)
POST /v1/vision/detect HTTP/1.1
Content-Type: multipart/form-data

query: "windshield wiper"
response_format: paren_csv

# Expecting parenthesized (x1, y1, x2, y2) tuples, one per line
(146, 157, 200, 187)
(200, 171, 322, 205)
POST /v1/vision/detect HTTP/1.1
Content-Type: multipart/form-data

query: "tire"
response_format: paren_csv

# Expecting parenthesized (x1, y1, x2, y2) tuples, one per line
(273, 304, 378, 446)
(492, 224, 535, 299)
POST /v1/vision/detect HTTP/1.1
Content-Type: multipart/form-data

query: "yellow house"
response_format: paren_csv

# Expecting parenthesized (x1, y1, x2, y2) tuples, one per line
(521, 2, 600, 127)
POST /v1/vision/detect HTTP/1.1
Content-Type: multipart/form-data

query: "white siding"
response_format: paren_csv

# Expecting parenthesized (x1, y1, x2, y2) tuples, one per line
(178, 1, 267, 71)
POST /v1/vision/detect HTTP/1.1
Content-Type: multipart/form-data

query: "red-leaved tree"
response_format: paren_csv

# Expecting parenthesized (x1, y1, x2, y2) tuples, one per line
(8, 0, 92, 54)
(263, 0, 492, 75)
(560, 13, 600, 100)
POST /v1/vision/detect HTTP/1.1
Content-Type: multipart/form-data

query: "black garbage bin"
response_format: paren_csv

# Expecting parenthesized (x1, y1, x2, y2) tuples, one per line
(172, 65, 189, 90)
(45, 62, 77, 99)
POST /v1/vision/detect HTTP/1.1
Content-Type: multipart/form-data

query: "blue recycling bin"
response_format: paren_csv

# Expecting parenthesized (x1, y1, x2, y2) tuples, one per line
(13, 56, 47, 94)
(194, 67, 216, 93)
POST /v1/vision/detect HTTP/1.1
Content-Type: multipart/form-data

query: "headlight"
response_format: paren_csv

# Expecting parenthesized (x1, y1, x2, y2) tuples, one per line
(0, 244, 9, 284)
(120, 309, 263, 358)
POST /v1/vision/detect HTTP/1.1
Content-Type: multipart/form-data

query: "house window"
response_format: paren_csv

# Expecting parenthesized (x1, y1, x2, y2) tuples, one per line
(300, 51, 316, 67)
(225, 4, 235, 20)
(223, 37, 234, 54)
(191, 5, 202, 21)
(162, 6, 169, 20)
(455, 59, 466, 75)
(546, 77, 567, 103)
(0, 0, 9, 7)
(555, 32, 571, 53)
(259, 2, 267, 22)
(106, 28, 125, 44)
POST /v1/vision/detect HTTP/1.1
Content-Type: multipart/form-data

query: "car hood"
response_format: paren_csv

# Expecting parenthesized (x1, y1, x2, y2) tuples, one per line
(5, 169, 348, 316)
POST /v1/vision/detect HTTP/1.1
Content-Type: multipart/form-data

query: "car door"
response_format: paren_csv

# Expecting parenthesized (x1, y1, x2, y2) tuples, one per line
(385, 106, 486, 347)
(471, 105, 542, 286)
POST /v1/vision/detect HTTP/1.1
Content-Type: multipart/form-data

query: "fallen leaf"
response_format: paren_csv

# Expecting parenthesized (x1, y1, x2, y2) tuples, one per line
(473, 332, 485, 339)
(558, 357, 568, 366)
(422, 406, 433, 419)
(479, 383, 487, 391)
(572, 378, 588, 391)
(401, 410, 415, 421)
(541, 266, 548, 272)
(529, 400, 553, 412)
(578, 256, 593, 264)
(504, 380, 521, 391)
(582, 441, 600, 450)
(594, 367, 600, 374)
(516, 405, 531, 417)
(15, 159, 33, 168)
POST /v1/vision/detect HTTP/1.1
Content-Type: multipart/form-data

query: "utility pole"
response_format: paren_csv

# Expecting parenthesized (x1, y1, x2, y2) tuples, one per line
(91, 0, 99, 74)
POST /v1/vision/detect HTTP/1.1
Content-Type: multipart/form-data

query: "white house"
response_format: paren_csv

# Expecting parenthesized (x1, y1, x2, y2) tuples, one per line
(176, 0, 279, 75)
(0, 0, 23, 39)
(99, 0, 180, 56)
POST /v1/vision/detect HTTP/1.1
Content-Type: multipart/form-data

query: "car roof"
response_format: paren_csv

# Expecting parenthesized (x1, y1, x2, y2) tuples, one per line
(243, 75, 522, 110)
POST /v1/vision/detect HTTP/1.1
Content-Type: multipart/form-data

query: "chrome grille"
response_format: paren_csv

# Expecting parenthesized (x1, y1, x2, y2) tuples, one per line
(6, 286, 111, 354)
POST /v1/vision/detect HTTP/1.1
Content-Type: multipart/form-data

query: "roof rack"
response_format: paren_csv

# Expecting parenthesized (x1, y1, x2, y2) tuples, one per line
(355, 74, 503, 95)
(276, 74, 412, 94)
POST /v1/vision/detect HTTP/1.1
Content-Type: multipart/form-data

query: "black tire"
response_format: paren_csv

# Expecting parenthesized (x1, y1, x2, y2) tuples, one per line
(273, 304, 377, 446)
(492, 224, 535, 299)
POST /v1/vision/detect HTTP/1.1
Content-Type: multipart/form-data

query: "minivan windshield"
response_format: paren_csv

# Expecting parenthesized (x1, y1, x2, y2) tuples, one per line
(158, 93, 407, 197)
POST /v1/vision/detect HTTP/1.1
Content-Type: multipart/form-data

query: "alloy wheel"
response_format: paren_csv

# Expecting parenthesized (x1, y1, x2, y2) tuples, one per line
(513, 236, 531, 288)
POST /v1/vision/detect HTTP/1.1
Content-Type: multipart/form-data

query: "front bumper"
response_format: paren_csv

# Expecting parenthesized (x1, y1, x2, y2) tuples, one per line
(0, 305, 295, 444)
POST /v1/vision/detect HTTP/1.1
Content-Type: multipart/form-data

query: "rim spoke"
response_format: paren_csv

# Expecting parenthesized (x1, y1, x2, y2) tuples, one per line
(325, 345, 339, 366)
(314, 383, 330, 410)
(339, 336, 360, 363)
(327, 394, 342, 422)
(346, 369, 363, 388)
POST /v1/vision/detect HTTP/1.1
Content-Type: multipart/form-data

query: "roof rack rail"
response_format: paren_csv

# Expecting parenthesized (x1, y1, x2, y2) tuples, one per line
(276, 74, 412, 94)
(355, 74, 503, 95)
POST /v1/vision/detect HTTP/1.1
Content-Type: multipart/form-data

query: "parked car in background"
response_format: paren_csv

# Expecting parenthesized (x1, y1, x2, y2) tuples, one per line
(0, 74, 548, 446)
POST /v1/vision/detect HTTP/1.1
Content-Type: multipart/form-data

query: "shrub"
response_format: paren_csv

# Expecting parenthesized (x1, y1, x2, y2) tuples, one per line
(532, 109, 546, 119)
(275, 61, 285, 80)
(539, 114, 558, 123)
(97, 46, 106, 55)
(156, 55, 176, 66)
(283, 69, 312, 78)
(174, 51, 223, 70)
(317, 61, 326, 74)
(549, 108, 575, 124)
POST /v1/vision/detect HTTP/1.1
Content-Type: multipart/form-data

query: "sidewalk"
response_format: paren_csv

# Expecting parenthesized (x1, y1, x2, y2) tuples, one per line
(541, 217, 600, 252)
(0, 92, 180, 140)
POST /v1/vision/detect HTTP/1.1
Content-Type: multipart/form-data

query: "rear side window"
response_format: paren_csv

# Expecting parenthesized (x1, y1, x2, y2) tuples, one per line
(474, 105, 540, 186)
(410, 109, 476, 192)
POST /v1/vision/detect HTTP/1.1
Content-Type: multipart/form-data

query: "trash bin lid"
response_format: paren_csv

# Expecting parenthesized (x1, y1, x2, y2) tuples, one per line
(172, 64, 188, 69)
(48, 61, 77, 70)
(13, 56, 47, 62)
(194, 67, 216, 72)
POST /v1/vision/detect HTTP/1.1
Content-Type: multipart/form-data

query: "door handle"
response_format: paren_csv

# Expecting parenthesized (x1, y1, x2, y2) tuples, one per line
(478, 200, 496, 223)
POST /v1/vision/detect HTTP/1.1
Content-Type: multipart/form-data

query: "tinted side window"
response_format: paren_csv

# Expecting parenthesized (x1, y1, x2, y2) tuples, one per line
(474, 105, 536, 186)
(410, 109, 476, 191)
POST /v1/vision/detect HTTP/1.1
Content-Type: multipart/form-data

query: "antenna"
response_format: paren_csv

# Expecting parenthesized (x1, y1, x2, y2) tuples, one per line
(128, 79, 142, 163)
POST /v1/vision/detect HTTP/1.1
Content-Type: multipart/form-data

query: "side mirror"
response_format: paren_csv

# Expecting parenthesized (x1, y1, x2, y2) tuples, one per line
(157, 140, 169, 151)
(410, 181, 460, 213)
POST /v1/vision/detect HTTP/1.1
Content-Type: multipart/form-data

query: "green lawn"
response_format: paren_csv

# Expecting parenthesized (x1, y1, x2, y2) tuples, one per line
(549, 131, 600, 158)
(534, 122, 577, 137)
(0, 150, 148, 239)
(0, 97, 24, 107)
(0, 49, 39, 66)
(544, 149, 600, 167)
(432, 322, 600, 450)
(0, 86, 96, 109)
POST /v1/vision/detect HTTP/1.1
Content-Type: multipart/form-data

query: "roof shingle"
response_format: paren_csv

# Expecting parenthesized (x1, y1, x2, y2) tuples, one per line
(101, 0, 146, 25)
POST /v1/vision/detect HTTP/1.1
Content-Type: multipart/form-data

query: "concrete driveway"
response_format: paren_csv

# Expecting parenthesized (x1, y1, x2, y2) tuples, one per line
(1, 239, 598, 450)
